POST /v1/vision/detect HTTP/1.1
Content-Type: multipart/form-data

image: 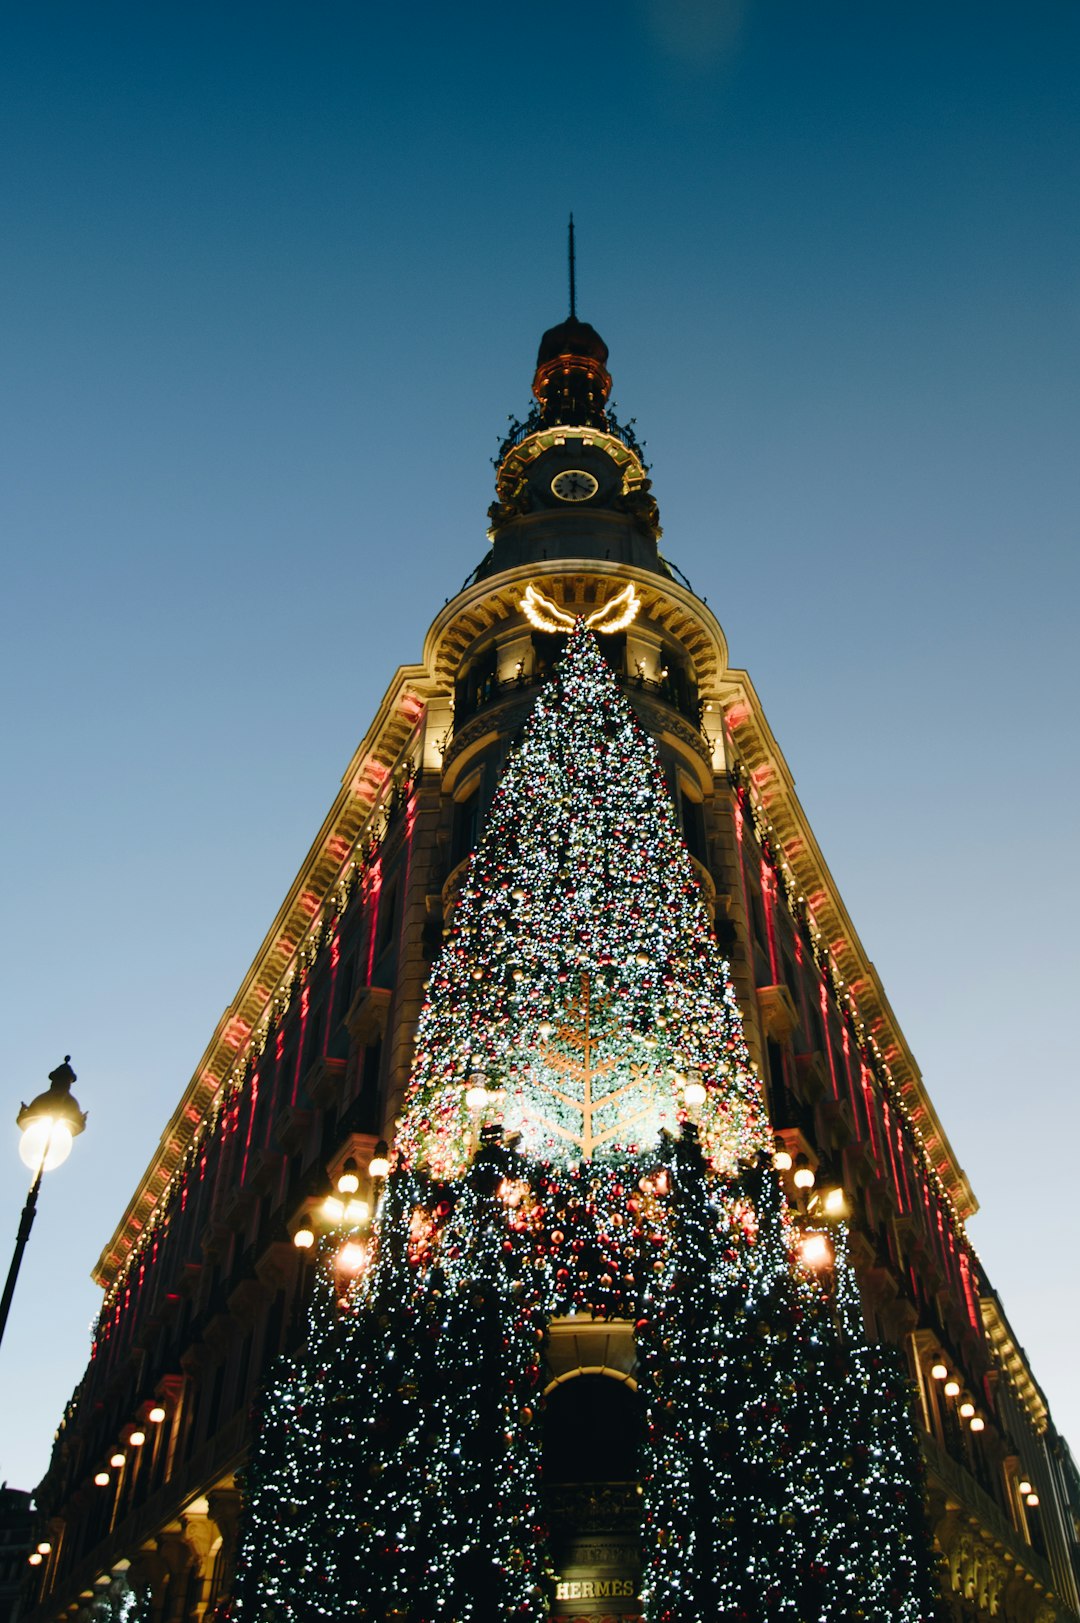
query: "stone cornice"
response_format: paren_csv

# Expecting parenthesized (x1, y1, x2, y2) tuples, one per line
(423, 558, 731, 696)
(93, 662, 439, 1289)
(719, 665, 977, 1222)
(981, 1294, 1050, 1432)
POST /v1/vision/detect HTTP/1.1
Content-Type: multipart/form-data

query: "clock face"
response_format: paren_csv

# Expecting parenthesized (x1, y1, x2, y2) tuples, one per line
(551, 469, 599, 503)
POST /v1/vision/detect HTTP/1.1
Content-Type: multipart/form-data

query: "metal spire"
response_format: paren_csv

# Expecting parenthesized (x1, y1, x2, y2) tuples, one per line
(568, 213, 576, 320)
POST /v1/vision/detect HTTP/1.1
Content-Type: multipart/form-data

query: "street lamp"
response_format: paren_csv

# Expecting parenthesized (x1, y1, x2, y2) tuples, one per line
(0, 1057, 87, 1352)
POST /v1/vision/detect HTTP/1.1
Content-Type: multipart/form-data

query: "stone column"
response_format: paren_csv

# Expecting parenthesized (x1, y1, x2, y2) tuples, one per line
(127, 1546, 169, 1623)
(206, 1489, 243, 1609)
(155, 1531, 197, 1623)
(179, 1511, 219, 1623)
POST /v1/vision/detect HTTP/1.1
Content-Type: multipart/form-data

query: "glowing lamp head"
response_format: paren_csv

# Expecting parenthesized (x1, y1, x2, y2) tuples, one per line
(799, 1232, 833, 1270)
(94, 1472, 110, 1487)
(128, 1431, 145, 1448)
(959, 1401, 975, 1419)
(343, 1198, 370, 1225)
(683, 1077, 707, 1107)
(28, 1553, 43, 1567)
(321, 1195, 345, 1224)
(1026, 1492, 1039, 1508)
(148, 1406, 166, 1425)
(36, 1543, 51, 1556)
(969, 1416, 985, 1433)
(773, 1148, 793, 1172)
(465, 1081, 491, 1111)
(293, 1225, 315, 1250)
(792, 1157, 816, 1191)
(109, 1453, 125, 1469)
(822, 1186, 847, 1219)
(337, 1241, 368, 1275)
(19, 1119, 73, 1173)
(931, 1362, 948, 1382)
(336, 1158, 360, 1195)
(1018, 1479, 1033, 1496)
(368, 1140, 391, 1180)
(17, 1058, 86, 1173)
(944, 1380, 960, 1398)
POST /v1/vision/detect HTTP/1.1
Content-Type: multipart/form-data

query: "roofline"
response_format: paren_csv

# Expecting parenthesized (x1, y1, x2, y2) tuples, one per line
(93, 660, 435, 1287)
(719, 664, 976, 1220)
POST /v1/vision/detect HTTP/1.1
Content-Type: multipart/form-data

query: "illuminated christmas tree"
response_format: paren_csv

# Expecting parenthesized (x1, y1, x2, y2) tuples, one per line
(233, 622, 938, 1623)
(397, 620, 768, 1180)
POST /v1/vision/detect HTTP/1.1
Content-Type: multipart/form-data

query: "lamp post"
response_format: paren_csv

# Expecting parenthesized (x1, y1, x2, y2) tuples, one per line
(287, 1142, 390, 1331)
(0, 1057, 87, 1353)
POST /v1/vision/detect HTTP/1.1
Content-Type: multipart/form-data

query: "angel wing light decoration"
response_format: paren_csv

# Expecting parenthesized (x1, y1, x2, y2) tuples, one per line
(521, 581, 641, 634)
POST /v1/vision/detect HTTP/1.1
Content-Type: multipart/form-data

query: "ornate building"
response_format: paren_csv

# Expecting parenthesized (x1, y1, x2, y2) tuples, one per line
(26, 309, 1080, 1622)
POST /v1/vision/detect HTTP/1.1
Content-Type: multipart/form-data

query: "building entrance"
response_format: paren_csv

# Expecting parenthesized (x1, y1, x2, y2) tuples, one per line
(543, 1372, 643, 1621)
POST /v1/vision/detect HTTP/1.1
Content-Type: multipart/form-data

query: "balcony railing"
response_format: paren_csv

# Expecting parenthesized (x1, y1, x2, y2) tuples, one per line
(921, 1430, 1055, 1595)
(453, 667, 706, 741)
(32, 1410, 248, 1623)
(497, 407, 645, 464)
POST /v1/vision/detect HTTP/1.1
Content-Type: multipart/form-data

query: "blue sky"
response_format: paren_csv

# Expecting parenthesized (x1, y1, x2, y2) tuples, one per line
(1, 2, 1077, 1491)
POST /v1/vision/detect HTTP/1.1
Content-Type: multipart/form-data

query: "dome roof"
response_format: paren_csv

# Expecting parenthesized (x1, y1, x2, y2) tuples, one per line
(536, 317, 609, 369)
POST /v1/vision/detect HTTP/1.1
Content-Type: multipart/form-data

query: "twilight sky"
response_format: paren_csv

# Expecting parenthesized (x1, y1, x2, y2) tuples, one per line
(1, 2, 1077, 1492)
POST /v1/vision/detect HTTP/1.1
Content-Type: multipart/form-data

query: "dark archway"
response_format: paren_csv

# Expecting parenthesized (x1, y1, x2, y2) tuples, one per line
(543, 1375, 644, 1619)
(543, 1372, 642, 1484)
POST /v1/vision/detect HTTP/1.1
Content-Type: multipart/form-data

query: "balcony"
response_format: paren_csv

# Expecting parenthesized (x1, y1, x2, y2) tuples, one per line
(921, 1431, 1060, 1613)
(451, 665, 707, 744)
(497, 405, 645, 463)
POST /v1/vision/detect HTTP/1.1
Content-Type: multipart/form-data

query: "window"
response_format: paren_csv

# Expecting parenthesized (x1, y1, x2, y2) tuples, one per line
(678, 781, 708, 866)
(451, 782, 481, 868)
(375, 877, 399, 959)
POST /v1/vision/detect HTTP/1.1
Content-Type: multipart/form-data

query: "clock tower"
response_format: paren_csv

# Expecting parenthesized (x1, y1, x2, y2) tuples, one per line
(484, 311, 663, 579)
